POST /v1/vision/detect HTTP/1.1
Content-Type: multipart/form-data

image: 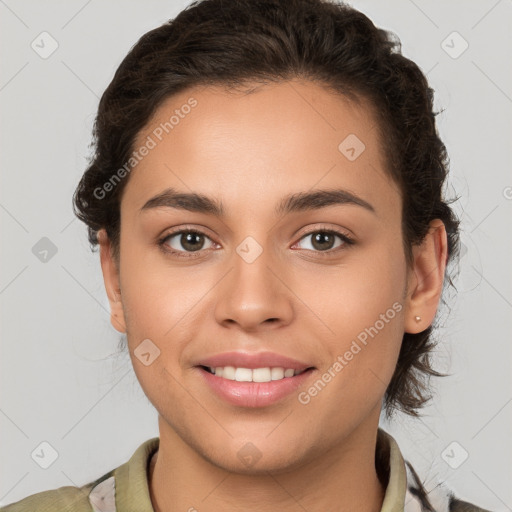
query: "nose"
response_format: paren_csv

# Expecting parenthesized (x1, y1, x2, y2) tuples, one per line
(214, 241, 294, 332)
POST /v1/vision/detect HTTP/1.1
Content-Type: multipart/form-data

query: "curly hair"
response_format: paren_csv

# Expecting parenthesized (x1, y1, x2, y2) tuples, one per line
(73, 0, 460, 418)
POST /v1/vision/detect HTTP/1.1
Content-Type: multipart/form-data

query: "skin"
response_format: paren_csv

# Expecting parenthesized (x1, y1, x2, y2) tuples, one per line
(98, 79, 447, 512)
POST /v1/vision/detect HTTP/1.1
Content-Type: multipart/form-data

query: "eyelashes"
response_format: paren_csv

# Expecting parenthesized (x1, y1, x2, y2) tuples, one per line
(157, 226, 355, 259)
(158, 229, 217, 257)
(293, 229, 354, 253)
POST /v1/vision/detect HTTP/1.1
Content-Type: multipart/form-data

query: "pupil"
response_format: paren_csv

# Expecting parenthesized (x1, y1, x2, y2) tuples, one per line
(312, 232, 334, 251)
(182, 232, 203, 251)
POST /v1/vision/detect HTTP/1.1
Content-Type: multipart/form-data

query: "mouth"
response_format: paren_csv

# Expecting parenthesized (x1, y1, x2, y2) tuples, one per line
(194, 351, 316, 407)
(199, 365, 313, 382)
(195, 363, 316, 408)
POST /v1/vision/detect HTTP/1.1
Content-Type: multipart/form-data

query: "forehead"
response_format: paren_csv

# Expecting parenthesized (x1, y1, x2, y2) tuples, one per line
(124, 80, 399, 222)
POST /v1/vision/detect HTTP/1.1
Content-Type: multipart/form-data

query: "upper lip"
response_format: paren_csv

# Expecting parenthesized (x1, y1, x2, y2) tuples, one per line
(196, 351, 314, 370)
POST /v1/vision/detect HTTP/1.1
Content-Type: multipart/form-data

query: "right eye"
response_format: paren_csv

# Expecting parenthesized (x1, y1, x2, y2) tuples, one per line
(159, 229, 217, 256)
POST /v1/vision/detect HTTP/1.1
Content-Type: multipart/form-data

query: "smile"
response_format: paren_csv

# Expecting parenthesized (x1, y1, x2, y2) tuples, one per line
(197, 365, 315, 407)
(202, 366, 308, 382)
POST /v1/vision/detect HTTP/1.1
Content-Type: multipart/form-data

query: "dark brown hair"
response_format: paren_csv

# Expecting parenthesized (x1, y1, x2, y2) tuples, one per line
(73, 0, 460, 418)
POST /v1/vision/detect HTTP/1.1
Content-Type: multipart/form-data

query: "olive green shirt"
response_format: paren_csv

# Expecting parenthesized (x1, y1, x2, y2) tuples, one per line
(0, 428, 489, 511)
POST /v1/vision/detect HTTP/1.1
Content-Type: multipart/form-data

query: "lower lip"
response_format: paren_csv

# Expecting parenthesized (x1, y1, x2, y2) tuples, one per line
(197, 367, 315, 408)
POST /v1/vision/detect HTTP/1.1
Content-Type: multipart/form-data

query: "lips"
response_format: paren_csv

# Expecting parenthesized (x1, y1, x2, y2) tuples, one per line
(196, 351, 313, 371)
(194, 351, 316, 407)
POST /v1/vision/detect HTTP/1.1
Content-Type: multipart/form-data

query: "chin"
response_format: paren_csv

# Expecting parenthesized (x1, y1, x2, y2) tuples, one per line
(201, 441, 313, 476)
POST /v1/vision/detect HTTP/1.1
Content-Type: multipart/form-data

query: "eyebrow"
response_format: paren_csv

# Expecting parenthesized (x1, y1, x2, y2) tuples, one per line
(140, 187, 376, 217)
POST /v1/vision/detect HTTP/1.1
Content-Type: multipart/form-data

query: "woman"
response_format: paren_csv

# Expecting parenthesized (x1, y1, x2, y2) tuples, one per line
(1, 0, 492, 510)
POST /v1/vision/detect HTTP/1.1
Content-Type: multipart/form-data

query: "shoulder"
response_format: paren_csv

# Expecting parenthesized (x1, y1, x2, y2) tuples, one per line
(380, 428, 492, 512)
(0, 437, 158, 512)
(0, 453, 120, 512)
(0, 480, 99, 512)
(0, 468, 116, 512)
(404, 460, 494, 512)
(449, 497, 495, 512)
(0, 468, 117, 512)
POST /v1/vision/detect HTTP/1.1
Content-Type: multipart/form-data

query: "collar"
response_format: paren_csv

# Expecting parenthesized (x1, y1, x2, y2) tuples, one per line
(88, 428, 410, 511)
(377, 427, 408, 510)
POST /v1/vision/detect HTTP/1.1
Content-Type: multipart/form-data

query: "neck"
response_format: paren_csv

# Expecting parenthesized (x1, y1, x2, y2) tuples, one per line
(149, 411, 385, 512)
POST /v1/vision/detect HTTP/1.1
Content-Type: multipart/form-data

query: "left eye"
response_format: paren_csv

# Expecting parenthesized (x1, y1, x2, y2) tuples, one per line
(294, 230, 349, 252)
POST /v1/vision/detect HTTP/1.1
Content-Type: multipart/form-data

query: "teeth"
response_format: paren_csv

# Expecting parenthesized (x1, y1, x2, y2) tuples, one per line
(235, 368, 252, 382)
(253, 368, 271, 382)
(271, 367, 284, 380)
(207, 366, 306, 382)
(222, 366, 236, 380)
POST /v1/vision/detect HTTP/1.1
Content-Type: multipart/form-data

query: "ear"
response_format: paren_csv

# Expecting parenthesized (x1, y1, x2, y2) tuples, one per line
(403, 219, 448, 334)
(98, 229, 127, 333)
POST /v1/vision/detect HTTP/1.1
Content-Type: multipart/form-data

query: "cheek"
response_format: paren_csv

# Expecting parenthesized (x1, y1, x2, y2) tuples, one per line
(118, 242, 214, 369)
(311, 242, 406, 340)
(119, 234, 182, 327)
(309, 242, 407, 392)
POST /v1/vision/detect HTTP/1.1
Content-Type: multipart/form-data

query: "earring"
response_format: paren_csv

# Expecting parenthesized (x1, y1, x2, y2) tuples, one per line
(414, 316, 421, 322)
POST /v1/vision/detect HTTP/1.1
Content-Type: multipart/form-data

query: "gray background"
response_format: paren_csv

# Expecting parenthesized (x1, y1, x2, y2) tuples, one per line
(1, 0, 511, 509)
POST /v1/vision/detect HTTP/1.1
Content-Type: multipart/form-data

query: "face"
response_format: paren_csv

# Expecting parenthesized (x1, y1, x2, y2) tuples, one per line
(99, 80, 437, 474)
